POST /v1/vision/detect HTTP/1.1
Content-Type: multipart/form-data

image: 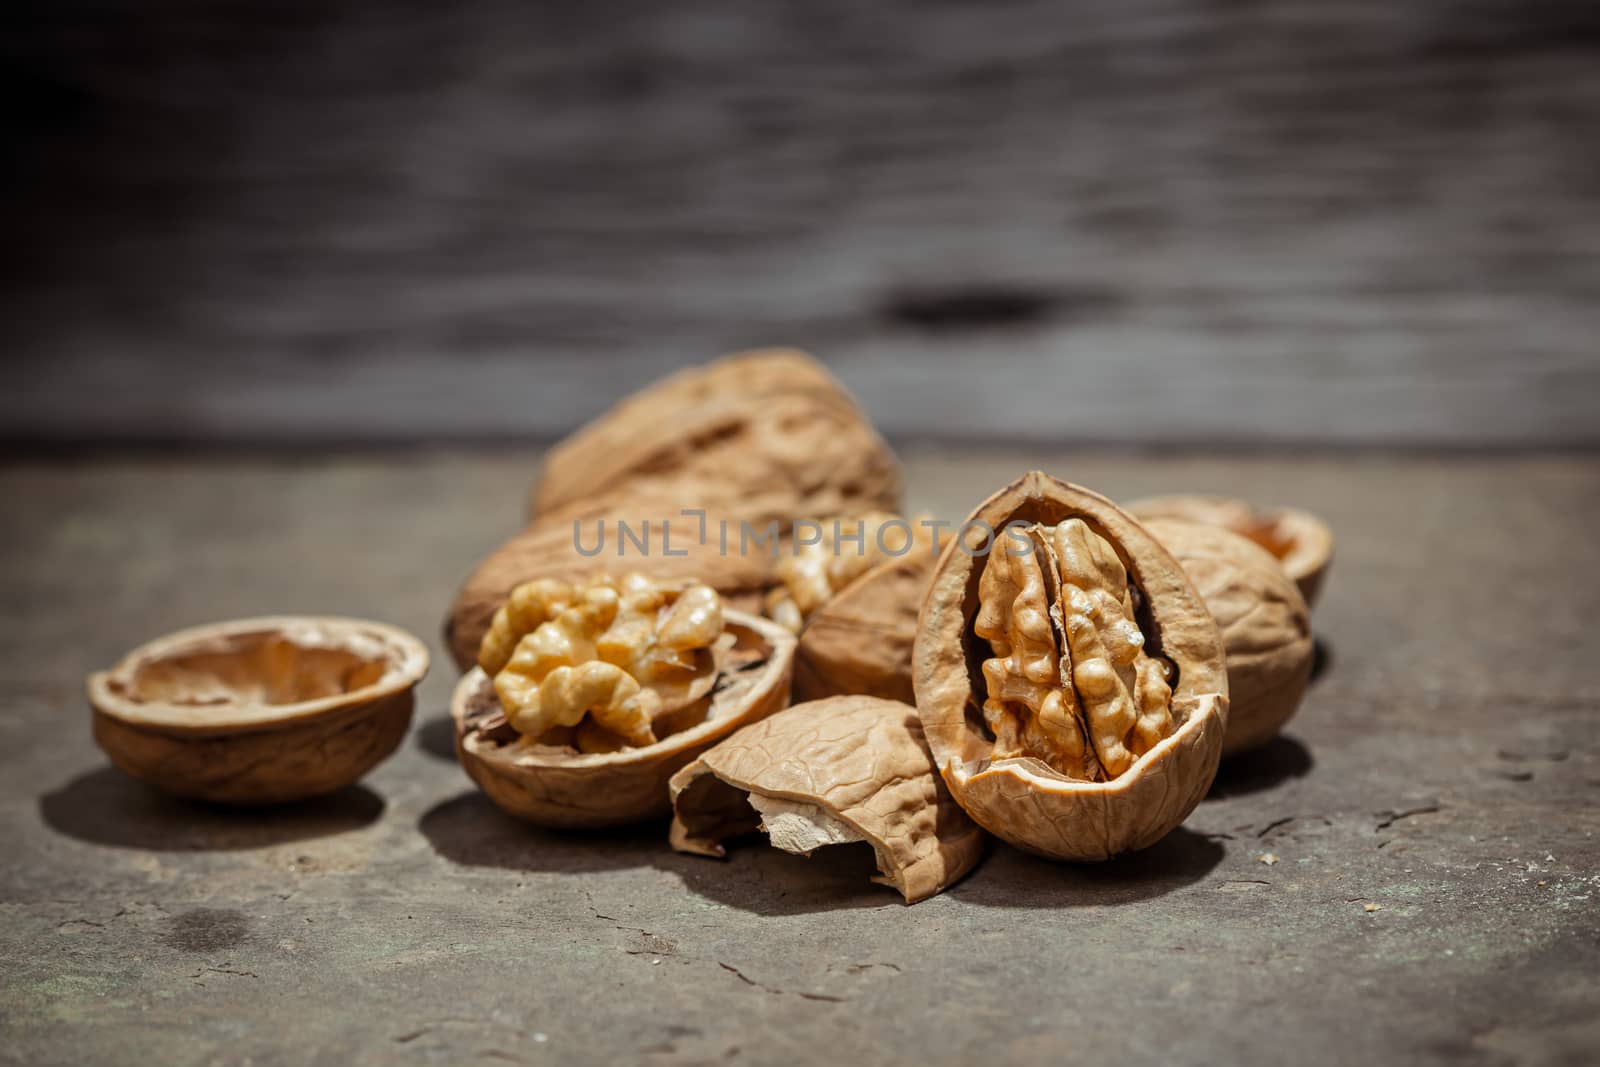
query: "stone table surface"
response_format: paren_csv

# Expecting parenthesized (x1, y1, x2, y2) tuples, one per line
(1, 448, 1596, 1066)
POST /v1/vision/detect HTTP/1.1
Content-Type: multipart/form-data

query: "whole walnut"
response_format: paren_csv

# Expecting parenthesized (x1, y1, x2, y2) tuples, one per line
(1141, 517, 1314, 756)
(530, 348, 903, 531)
(1126, 494, 1332, 608)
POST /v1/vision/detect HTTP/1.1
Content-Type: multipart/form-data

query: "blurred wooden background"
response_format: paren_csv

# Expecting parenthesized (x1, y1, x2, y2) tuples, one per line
(4, 0, 1598, 447)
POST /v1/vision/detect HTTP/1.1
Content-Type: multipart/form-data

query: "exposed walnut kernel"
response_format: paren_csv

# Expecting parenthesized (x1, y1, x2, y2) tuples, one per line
(478, 578, 577, 677)
(765, 512, 934, 632)
(497, 658, 655, 747)
(482, 574, 726, 752)
(1051, 520, 1174, 776)
(914, 472, 1228, 861)
(974, 530, 1096, 780)
(975, 518, 1173, 781)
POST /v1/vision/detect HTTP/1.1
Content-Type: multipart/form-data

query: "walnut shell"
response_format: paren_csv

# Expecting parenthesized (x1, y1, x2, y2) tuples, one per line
(451, 610, 794, 828)
(1141, 518, 1314, 756)
(529, 348, 903, 529)
(792, 553, 934, 705)
(87, 617, 429, 805)
(668, 695, 986, 903)
(912, 472, 1229, 861)
(1125, 494, 1333, 608)
(444, 497, 771, 671)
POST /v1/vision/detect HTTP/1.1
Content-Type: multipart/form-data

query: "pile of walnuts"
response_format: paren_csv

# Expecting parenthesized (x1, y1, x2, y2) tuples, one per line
(443, 349, 1333, 899)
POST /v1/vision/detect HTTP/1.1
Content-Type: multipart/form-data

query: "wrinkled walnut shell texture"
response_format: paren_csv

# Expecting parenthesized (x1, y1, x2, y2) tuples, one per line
(913, 473, 1229, 861)
(445, 349, 904, 672)
(530, 349, 903, 528)
(793, 552, 935, 705)
(1127, 494, 1333, 608)
(1142, 518, 1313, 756)
(452, 611, 795, 828)
(87, 617, 428, 805)
(669, 696, 986, 903)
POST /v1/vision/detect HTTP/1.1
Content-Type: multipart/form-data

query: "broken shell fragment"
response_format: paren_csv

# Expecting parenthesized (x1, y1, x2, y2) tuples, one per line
(452, 609, 794, 828)
(1141, 518, 1314, 756)
(913, 472, 1229, 861)
(1125, 494, 1333, 608)
(87, 616, 429, 805)
(669, 696, 986, 903)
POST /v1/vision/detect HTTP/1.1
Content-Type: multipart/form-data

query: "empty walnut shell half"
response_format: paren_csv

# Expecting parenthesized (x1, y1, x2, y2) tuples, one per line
(1125, 494, 1333, 608)
(529, 348, 903, 529)
(452, 610, 795, 828)
(1142, 518, 1314, 756)
(913, 472, 1229, 861)
(87, 617, 429, 805)
(669, 696, 986, 903)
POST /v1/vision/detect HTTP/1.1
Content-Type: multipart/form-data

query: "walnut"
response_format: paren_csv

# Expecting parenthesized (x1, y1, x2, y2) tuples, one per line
(479, 574, 727, 752)
(1126, 494, 1332, 608)
(529, 349, 903, 531)
(1141, 517, 1314, 756)
(754, 511, 939, 704)
(452, 601, 795, 828)
(444, 349, 904, 672)
(914, 472, 1229, 861)
(86, 617, 429, 805)
(792, 552, 935, 705)
(669, 696, 986, 903)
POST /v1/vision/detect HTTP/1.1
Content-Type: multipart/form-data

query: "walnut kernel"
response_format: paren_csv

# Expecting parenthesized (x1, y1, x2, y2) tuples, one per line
(481, 574, 727, 753)
(975, 519, 1175, 781)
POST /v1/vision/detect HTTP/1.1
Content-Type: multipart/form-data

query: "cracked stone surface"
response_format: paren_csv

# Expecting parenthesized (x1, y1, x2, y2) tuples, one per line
(2, 449, 1597, 1065)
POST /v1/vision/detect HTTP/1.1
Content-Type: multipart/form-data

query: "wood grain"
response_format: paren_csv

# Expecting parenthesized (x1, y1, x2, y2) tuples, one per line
(5, 0, 1598, 445)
